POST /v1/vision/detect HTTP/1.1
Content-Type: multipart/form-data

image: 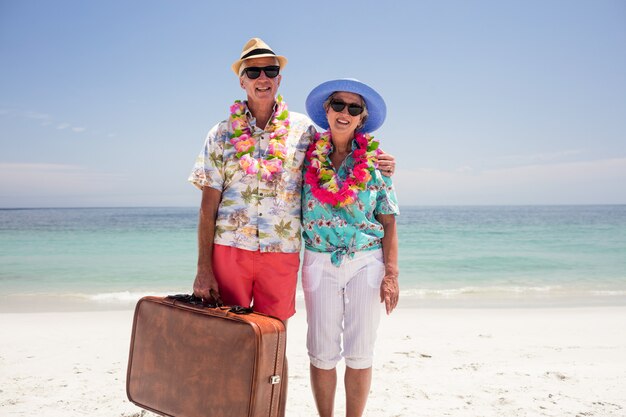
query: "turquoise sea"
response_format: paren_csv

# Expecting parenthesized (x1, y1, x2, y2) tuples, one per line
(1, 206, 625, 311)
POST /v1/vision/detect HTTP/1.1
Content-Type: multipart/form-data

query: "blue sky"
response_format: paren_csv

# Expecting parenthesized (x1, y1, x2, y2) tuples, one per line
(1, 0, 625, 207)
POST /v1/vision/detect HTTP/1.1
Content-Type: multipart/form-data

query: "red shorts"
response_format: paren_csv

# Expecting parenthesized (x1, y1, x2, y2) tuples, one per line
(212, 244, 300, 321)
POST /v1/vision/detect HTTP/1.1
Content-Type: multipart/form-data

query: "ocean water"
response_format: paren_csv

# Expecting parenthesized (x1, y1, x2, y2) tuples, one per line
(1, 206, 625, 310)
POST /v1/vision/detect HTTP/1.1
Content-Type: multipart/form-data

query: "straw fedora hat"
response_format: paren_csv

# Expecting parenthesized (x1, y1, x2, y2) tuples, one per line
(231, 38, 288, 76)
(305, 78, 387, 133)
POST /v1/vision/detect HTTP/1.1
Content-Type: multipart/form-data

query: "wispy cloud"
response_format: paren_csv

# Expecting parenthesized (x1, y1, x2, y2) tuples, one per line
(394, 157, 626, 205)
(0, 163, 84, 171)
(1, 108, 114, 136)
(25, 111, 53, 126)
(439, 149, 589, 176)
(0, 163, 127, 206)
(491, 149, 585, 167)
(0, 162, 189, 207)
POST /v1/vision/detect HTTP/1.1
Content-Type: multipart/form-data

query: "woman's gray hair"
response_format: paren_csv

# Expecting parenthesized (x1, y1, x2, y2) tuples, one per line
(323, 92, 369, 129)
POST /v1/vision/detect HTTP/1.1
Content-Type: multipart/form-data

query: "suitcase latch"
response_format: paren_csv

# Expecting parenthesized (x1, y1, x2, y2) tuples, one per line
(269, 375, 281, 385)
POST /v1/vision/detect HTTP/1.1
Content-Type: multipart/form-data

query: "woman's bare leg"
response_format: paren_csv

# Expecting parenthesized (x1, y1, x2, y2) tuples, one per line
(345, 366, 372, 417)
(310, 364, 337, 417)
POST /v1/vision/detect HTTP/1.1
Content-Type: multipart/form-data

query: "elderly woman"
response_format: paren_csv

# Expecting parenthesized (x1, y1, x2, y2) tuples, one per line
(301, 79, 400, 417)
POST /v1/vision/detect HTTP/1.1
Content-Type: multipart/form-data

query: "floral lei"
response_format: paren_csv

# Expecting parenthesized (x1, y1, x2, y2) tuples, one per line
(229, 95, 290, 181)
(305, 130, 381, 208)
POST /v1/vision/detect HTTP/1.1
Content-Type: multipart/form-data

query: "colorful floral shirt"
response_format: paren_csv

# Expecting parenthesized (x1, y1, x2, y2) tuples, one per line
(302, 138, 400, 266)
(189, 102, 316, 253)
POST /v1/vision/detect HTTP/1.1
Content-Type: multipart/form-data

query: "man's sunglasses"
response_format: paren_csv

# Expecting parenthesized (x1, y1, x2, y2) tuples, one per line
(329, 99, 365, 116)
(242, 65, 280, 79)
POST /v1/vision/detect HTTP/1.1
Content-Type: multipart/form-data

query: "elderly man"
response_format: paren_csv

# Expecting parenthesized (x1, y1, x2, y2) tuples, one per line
(188, 38, 394, 415)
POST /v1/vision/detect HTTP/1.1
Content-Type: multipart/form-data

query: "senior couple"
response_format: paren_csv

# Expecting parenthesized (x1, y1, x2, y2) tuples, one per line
(189, 38, 399, 417)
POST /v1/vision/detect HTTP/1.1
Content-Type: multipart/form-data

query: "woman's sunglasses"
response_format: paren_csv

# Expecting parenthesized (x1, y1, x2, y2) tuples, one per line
(242, 65, 280, 79)
(329, 99, 364, 116)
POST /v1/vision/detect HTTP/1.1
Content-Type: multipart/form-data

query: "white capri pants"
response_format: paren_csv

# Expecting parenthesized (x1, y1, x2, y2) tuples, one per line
(301, 249, 385, 370)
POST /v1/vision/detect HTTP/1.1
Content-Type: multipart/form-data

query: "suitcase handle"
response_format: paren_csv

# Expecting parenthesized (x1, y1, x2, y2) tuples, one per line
(228, 306, 254, 315)
(166, 294, 253, 315)
(166, 293, 223, 308)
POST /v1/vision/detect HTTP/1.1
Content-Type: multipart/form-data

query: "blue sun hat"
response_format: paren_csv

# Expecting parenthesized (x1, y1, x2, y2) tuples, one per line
(305, 78, 387, 133)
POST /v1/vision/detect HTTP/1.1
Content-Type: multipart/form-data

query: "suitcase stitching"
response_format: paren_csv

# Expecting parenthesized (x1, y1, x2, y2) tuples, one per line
(254, 314, 284, 417)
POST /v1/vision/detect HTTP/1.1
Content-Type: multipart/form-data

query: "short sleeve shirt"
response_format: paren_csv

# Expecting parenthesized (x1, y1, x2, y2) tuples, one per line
(302, 138, 400, 265)
(189, 104, 316, 253)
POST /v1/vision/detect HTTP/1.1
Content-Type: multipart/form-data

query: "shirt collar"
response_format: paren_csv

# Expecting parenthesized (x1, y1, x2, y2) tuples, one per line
(243, 100, 278, 131)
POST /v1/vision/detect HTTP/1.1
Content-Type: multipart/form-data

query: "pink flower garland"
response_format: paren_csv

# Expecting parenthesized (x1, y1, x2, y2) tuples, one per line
(229, 95, 290, 181)
(305, 131, 381, 208)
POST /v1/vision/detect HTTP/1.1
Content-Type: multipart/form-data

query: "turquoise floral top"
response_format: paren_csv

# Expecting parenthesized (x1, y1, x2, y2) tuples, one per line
(302, 139, 400, 266)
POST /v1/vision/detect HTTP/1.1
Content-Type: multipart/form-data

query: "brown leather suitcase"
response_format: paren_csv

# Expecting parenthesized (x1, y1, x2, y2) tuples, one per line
(126, 295, 286, 417)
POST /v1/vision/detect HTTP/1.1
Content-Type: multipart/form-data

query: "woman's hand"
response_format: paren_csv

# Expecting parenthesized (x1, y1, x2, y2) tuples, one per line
(380, 269, 399, 314)
(378, 151, 396, 177)
(376, 213, 399, 314)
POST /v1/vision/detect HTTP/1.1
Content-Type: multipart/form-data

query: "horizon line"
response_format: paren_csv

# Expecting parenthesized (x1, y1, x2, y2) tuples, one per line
(2, 203, 626, 210)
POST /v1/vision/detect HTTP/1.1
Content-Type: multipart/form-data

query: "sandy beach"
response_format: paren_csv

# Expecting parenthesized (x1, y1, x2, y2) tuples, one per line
(1, 303, 625, 417)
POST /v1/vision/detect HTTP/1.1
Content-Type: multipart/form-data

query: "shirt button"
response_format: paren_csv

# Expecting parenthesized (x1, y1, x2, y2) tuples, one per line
(259, 213, 263, 216)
